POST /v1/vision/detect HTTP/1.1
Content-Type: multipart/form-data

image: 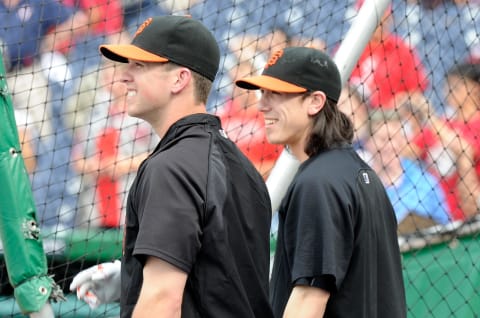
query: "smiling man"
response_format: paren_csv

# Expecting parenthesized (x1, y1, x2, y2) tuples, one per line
(70, 15, 274, 318)
(236, 47, 406, 318)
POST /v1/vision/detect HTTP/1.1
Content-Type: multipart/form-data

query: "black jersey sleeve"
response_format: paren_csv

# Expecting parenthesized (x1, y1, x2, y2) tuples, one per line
(293, 275, 336, 293)
(132, 148, 207, 273)
(284, 173, 356, 291)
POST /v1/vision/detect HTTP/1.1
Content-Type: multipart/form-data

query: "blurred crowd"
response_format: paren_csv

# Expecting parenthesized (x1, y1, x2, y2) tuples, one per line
(2, 0, 479, 235)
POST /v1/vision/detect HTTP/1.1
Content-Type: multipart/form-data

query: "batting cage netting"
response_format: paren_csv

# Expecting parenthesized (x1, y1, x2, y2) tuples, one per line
(0, 0, 479, 317)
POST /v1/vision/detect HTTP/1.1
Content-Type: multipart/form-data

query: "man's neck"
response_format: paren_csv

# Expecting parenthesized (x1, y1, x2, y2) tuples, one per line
(288, 143, 309, 163)
(153, 104, 207, 139)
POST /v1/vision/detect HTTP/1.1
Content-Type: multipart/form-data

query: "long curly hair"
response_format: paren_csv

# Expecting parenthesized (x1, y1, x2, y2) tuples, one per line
(305, 97, 354, 157)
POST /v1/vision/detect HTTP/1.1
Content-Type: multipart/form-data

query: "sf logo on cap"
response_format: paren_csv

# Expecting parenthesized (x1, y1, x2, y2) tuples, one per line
(135, 18, 153, 37)
(265, 49, 283, 69)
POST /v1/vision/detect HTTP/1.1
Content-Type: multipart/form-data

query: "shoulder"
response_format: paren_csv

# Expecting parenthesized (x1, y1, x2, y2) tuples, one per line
(145, 120, 228, 177)
(301, 148, 389, 200)
(302, 147, 368, 178)
(150, 138, 210, 174)
(291, 149, 364, 202)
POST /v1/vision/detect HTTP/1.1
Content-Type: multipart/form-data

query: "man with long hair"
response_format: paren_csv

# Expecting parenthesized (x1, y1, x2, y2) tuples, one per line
(236, 47, 406, 318)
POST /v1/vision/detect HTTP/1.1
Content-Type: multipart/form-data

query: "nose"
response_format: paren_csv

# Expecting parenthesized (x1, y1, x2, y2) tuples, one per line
(121, 73, 132, 84)
(257, 94, 270, 112)
(120, 63, 134, 83)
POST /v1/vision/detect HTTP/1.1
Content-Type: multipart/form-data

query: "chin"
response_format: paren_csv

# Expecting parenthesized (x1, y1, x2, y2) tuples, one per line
(127, 108, 139, 118)
(266, 136, 282, 145)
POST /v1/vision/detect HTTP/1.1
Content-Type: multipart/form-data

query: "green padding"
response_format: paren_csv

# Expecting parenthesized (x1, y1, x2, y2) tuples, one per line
(13, 276, 52, 313)
(0, 53, 57, 313)
(62, 229, 122, 261)
(402, 236, 480, 318)
(270, 233, 480, 318)
(2, 229, 478, 317)
(0, 294, 119, 317)
(0, 155, 47, 286)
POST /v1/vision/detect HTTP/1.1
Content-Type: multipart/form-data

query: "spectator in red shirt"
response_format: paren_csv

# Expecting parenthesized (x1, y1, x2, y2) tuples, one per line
(400, 62, 480, 220)
(349, 0, 429, 109)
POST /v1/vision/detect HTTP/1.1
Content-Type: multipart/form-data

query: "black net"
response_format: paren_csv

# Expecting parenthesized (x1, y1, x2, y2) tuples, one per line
(0, 0, 479, 316)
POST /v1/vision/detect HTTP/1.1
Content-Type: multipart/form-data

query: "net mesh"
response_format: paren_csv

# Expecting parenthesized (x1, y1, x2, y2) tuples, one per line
(0, 0, 479, 316)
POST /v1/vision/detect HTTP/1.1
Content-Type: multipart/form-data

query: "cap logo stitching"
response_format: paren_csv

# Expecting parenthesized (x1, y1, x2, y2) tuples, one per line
(310, 57, 328, 68)
(134, 18, 153, 38)
(265, 49, 284, 69)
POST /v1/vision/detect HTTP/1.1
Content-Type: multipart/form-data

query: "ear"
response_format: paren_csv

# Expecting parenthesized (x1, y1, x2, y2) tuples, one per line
(171, 67, 192, 94)
(307, 91, 327, 116)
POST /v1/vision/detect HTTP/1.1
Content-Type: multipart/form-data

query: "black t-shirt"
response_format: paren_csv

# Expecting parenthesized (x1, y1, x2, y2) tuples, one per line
(121, 114, 273, 318)
(270, 145, 406, 318)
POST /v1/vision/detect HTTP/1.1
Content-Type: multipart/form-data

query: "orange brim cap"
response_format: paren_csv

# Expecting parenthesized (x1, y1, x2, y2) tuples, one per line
(98, 16, 219, 80)
(235, 75, 307, 93)
(99, 44, 169, 63)
(235, 47, 341, 102)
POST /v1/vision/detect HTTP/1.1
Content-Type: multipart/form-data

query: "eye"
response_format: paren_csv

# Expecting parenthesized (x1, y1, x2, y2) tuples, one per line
(260, 90, 279, 97)
(129, 60, 145, 69)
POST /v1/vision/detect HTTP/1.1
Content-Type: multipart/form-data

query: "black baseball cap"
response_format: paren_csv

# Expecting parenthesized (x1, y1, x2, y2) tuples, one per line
(99, 15, 220, 81)
(236, 47, 342, 102)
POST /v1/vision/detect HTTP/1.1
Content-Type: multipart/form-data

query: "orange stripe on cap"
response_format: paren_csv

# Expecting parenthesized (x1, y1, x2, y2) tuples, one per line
(99, 44, 169, 63)
(235, 75, 307, 93)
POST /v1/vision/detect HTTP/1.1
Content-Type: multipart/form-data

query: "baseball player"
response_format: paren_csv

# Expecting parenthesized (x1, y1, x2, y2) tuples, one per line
(70, 16, 274, 317)
(236, 47, 407, 318)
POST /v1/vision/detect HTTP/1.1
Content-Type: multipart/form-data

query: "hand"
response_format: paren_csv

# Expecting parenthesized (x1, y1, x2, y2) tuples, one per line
(69, 260, 121, 309)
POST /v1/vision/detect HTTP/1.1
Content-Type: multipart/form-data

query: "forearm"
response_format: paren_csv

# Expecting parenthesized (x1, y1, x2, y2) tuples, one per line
(132, 293, 182, 318)
(133, 257, 187, 318)
(283, 285, 329, 318)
